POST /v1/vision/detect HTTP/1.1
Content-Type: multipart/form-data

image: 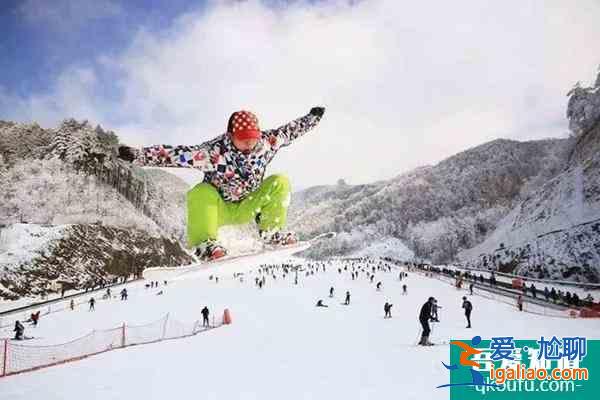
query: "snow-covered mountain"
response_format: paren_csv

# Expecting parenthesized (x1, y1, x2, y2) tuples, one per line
(291, 70, 600, 281)
(458, 74, 600, 281)
(0, 120, 194, 300)
(289, 137, 571, 261)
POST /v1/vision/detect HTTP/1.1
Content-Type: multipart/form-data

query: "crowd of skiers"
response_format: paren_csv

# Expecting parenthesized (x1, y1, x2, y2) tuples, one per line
(9, 279, 170, 341)
(10, 254, 595, 345)
(411, 264, 596, 308)
(246, 258, 403, 320)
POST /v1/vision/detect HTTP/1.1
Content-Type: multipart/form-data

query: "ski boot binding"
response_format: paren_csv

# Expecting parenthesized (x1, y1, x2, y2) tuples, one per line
(260, 230, 298, 247)
(194, 240, 227, 262)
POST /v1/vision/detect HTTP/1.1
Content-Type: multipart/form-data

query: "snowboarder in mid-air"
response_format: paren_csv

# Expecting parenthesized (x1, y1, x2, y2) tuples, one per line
(118, 107, 326, 261)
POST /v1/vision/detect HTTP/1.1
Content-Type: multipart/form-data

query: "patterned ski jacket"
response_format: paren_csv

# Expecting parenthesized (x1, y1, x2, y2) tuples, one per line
(135, 112, 322, 202)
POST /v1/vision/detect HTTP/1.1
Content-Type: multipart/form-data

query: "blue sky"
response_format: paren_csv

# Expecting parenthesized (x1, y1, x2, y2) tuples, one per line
(1, 0, 600, 187)
(0, 0, 204, 97)
(0, 0, 330, 97)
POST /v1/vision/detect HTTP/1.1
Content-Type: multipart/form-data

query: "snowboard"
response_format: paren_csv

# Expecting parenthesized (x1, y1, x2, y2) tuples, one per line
(142, 232, 335, 282)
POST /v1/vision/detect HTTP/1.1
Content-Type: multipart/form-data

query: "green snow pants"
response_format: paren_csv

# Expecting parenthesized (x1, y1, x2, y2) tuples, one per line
(186, 174, 291, 248)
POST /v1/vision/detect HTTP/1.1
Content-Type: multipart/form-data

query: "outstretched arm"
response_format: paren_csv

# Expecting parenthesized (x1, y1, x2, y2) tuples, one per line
(262, 107, 325, 148)
(118, 143, 217, 173)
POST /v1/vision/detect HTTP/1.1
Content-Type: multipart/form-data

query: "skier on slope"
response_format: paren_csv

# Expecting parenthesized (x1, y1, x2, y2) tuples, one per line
(517, 294, 524, 311)
(30, 311, 41, 327)
(384, 302, 393, 318)
(316, 299, 329, 307)
(201, 306, 210, 327)
(344, 291, 351, 305)
(13, 320, 25, 340)
(462, 296, 473, 328)
(418, 297, 436, 346)
(118, 107, 326, 261)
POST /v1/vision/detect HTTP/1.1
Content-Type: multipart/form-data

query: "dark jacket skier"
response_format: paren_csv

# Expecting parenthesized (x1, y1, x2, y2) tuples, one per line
(201, 306, 210, 327)
(316, 299, 328, 307)
(14, 320, 25, 340)
(462, 296, 473, 328)
(530, 284, 537, 299)
(384, 302, 392, 318)
(419, 297, 435, 345)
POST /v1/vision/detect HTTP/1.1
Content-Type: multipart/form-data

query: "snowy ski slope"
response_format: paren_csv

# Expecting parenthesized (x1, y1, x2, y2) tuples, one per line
(2, 255, 599, 400)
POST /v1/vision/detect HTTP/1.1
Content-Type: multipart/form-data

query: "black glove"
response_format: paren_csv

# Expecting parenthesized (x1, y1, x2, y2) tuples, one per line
(309, 106, 325, 118)
(117, 146, 138, 163)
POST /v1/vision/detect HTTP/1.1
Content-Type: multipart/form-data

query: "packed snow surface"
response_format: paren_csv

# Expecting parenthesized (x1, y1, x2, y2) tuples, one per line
(2, 255, 599, 400)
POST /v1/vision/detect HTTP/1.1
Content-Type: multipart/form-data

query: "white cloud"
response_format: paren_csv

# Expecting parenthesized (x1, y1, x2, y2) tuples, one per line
(2, 67, 102, 126)
(6, 0, 600, 188)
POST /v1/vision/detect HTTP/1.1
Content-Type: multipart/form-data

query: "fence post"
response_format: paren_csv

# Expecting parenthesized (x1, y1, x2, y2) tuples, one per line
(2, 339, 8, 377)
(162, 313, 169, 340)
(121, 323, 126, 348)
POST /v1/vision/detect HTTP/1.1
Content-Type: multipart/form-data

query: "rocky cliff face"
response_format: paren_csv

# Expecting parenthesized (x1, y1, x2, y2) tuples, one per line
(0, 224, 193, 300)
(0, 119, 195, 301)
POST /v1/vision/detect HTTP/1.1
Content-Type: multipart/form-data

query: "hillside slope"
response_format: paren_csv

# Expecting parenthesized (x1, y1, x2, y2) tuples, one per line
(289, 138, 571, 262)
